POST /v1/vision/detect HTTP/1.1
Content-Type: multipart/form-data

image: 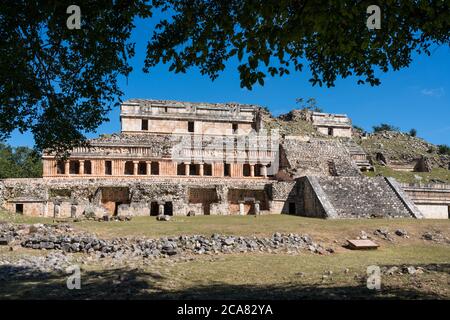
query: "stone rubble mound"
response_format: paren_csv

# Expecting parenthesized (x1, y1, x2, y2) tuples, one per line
(0, 252, 71, 280)
(1, 223, 331, 259)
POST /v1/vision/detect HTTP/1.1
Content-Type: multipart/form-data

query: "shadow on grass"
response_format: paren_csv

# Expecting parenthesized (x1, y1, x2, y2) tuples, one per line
(0, 263, 448, 300)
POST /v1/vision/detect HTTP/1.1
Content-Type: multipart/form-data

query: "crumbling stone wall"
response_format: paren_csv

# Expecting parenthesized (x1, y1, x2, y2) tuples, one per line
(0, 177, 271, 217)
(280, 136, 361, 178)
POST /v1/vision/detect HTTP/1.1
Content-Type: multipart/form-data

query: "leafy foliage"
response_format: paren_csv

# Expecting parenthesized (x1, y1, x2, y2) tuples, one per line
(373, 123, 400, 133)
(1, 1, 449, 154)
(0, 142, 42, 178)
(409, 128, 417, 137)
(0, 1, 151, 155)
(295, 98, 323, 112)
(145, 1, 450, 89)
(437, 144, 450, 156)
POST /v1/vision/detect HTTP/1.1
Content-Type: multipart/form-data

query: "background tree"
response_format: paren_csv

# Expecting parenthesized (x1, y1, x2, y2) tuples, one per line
(295, 98, 323, 112)
(0, 1, 151, 155)
(409, 128, 418, 137)
(1, 1, 449, 154)
(437, 145, 450, 156)
(0, 142, 42, 178)
(373, 123, 400, 133)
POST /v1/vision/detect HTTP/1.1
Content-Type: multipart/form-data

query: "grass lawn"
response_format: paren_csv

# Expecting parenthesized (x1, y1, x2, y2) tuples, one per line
(0, 212, 449, 299)
(0, 244, 448, 299)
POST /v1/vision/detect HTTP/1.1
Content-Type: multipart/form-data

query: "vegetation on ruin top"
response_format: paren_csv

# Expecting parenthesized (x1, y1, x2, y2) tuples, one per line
(364, 165, 450, 184)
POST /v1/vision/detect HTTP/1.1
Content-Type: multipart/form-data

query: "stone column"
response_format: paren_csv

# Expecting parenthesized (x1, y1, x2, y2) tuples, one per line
(146, 161, 151, 175)
(199, 163, 204, 176)
(64, 161, 70, 175)
(250, 164, 255, 177)
(54, 202, 60, 218)
(158, 202, 165, 215)
(239, 201, 245, 216)
(185, 162, 190, 176)
(261, 164, 267, 178)
(79, 160, 85, 175)
(254, 201, 260, 215)
(133, 161, 138, 175)
(70, 204, 77, 218)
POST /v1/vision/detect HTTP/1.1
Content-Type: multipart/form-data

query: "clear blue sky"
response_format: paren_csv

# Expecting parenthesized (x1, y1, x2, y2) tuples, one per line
(8, 17, 450, 147)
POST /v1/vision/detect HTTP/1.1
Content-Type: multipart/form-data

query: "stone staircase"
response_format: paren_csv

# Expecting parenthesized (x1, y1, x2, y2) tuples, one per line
(306, 176, 421, 218)
(342, 139, 374, 172)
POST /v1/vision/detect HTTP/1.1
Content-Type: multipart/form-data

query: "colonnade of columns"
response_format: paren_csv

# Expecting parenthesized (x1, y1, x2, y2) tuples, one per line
(54, 159, 269, 178)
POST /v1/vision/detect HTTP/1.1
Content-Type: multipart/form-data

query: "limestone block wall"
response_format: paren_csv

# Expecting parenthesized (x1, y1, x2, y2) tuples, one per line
(0, 177, 271, 217)
(280, 137, 361, 178)
(400, 183, 450, 219)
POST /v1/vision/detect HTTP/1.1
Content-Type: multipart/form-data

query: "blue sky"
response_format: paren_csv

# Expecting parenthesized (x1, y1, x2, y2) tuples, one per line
(8, 17, 450, 147)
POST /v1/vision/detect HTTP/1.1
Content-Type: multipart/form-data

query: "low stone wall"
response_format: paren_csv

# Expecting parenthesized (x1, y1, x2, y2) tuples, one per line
(399, 183, 450, 219)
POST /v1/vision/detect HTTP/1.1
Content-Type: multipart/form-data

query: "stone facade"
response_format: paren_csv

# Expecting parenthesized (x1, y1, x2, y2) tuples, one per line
(1, 98, 445, 219)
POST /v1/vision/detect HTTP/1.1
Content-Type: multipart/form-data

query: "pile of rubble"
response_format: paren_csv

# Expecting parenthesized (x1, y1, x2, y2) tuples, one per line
(1, 223, 332, 259)
(422, 231, 450, 244)
(0, 252, 71, 280)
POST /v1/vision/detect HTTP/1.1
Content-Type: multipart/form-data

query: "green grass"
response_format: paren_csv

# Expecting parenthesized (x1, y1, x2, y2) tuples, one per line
(1, 244, 448, 299)
(1, 211, 449, 242)
(0, 212, 449, 299)
(0, 210, 55, 224)
(74, 215, 449, 243)
(364, 165, 450, 184)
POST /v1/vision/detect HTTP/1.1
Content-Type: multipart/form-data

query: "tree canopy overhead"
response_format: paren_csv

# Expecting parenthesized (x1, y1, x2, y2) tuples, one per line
(1, 1, 151, 155)
(146, 0, 449, 89)
(1, 1, 449, 154)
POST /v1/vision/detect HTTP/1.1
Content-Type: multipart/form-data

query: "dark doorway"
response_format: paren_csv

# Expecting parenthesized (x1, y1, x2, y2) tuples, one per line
(204, 163, 212, 176)
(69, 160, 80, 174)
(124, 161, 134, 175)
(141, 119, 148, 131)
(84, 160, 92, 174)
(243, 164, 251, 177)
(288, 202, 296, 215)
(56, 161, 65, 174)
(164, 202, 173, 216)
(224, 163, 231, 177)
(114, 202, 122, 216)
(189, 164, 198, 175)
(204, 203, 211, 215)
(151, 162, 159, 175)
(188, 121, 195, 133)
(328, 128, 333, 136)
(138, 161, 147, 175)
(105, 161, 112, 175)
(177, 163, 185, 175)
(16, 203, 24, 214)
(150, 202, 159, 216)
(232, 123, 238, 134)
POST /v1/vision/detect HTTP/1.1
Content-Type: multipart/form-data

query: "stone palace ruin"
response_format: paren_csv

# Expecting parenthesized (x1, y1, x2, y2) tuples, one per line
(1, 99, 449, 219)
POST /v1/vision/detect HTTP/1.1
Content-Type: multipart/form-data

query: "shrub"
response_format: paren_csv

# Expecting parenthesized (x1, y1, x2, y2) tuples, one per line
(437, 144, 450, 155)
(409, 128, 417, 137)
(373, 123, 399, 133)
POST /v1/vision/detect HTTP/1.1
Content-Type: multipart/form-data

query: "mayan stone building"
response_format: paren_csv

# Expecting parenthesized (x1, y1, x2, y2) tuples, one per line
(0, 99, 448, 219)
